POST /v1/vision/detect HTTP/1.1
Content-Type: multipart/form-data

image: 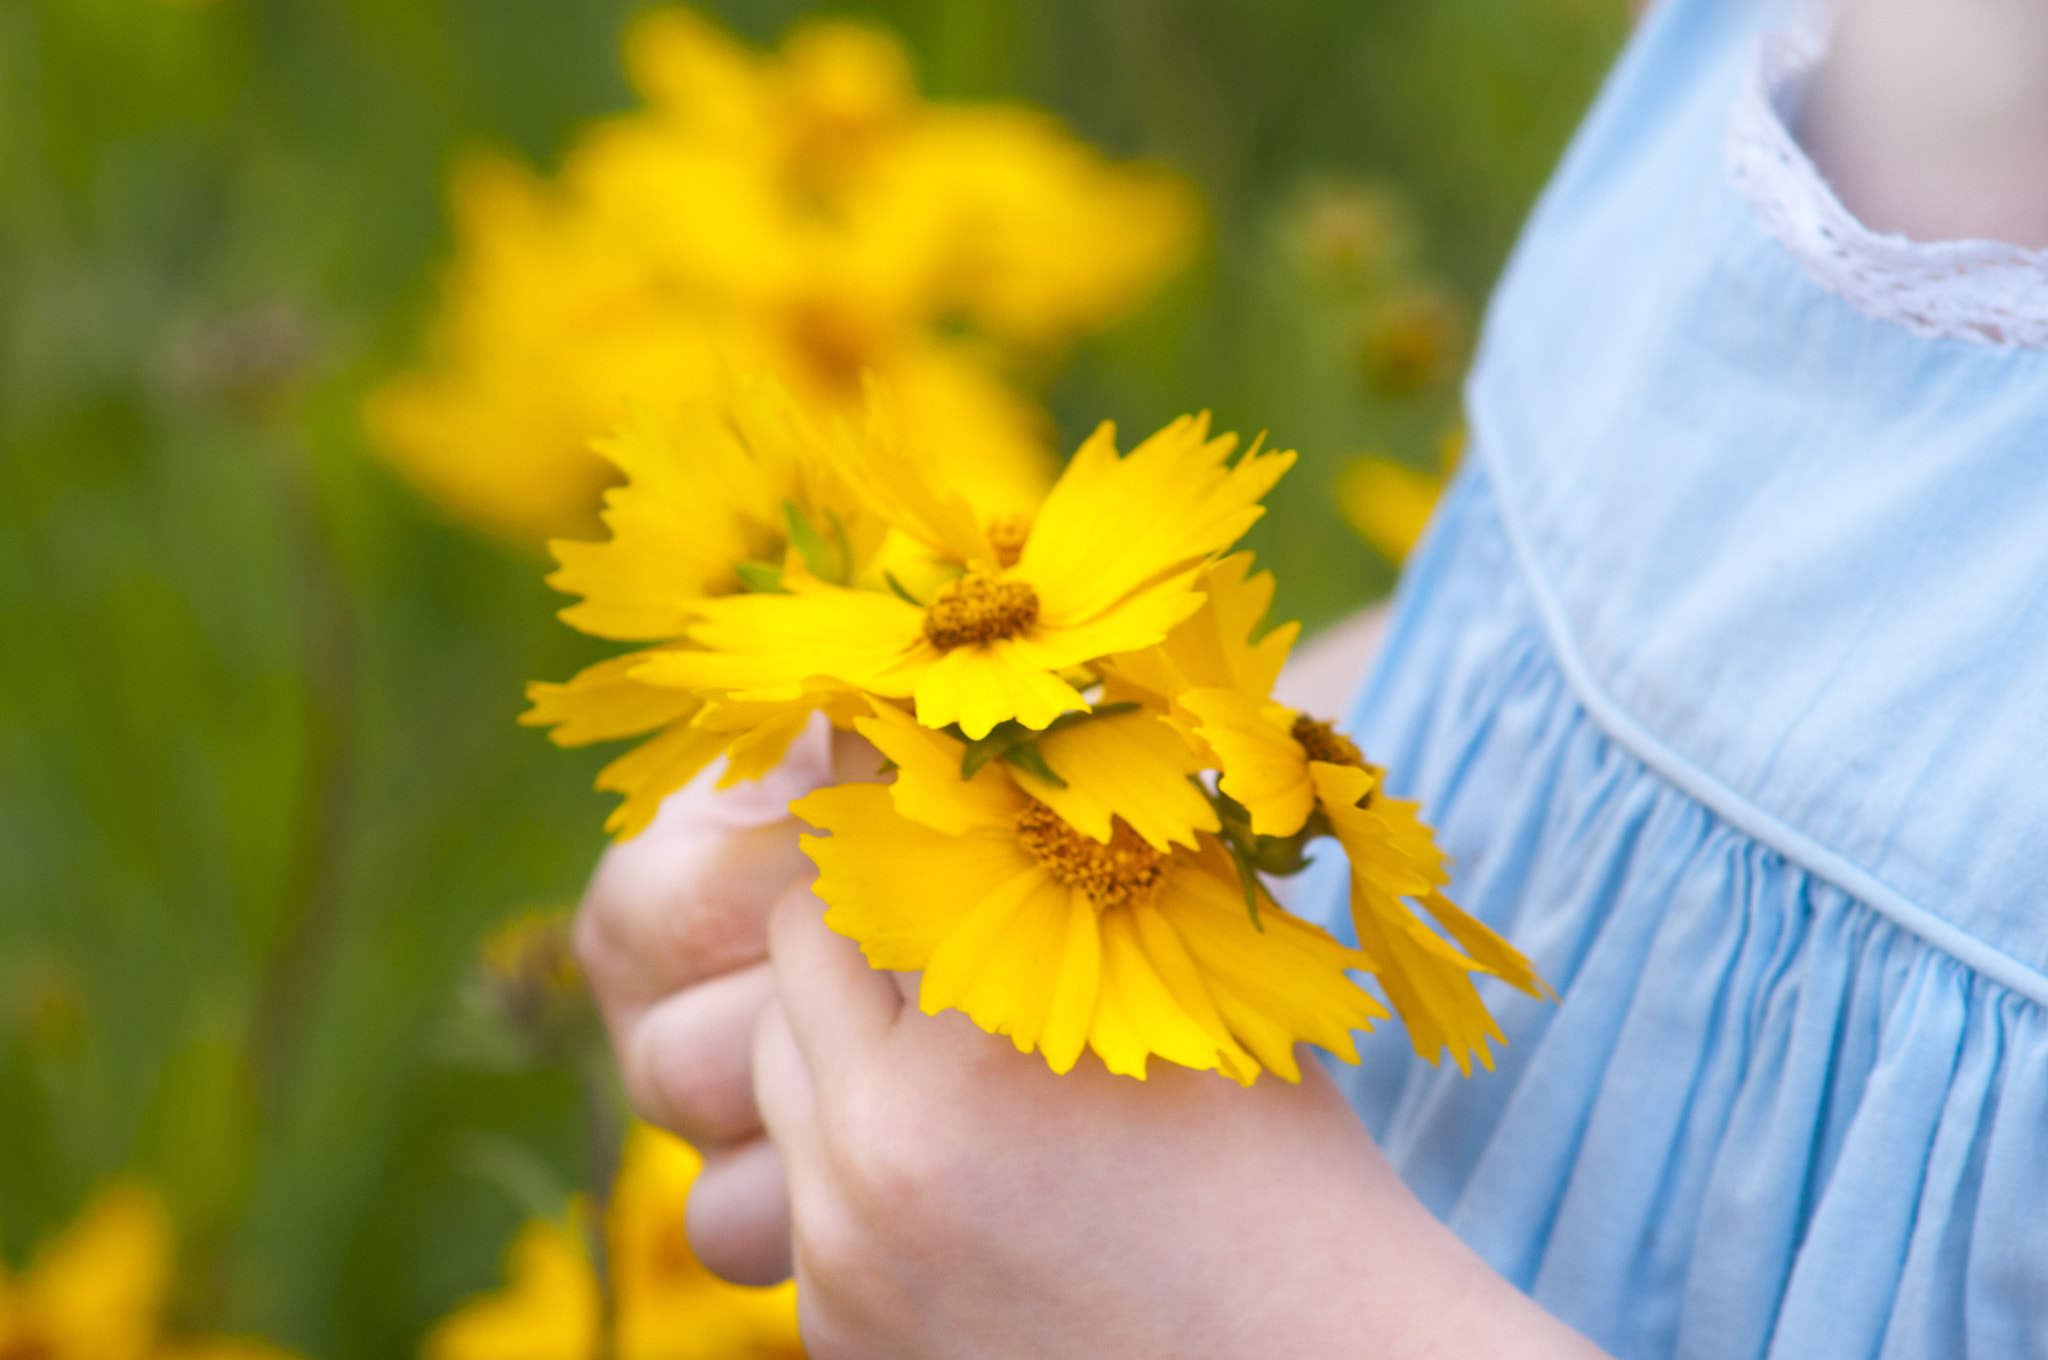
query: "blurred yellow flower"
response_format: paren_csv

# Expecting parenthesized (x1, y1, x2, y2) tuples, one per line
(369, 8, 1197, 544)
(796, 702, 1386, 1085)
(0, 1182, 301, 1360)
(425, 1125, 801, 1360)
(1337, 426, 1466, 566)
(1109, 551, 1551, 1073)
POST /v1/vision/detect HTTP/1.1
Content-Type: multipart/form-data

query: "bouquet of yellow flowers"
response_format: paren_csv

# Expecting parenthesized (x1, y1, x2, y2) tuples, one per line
(526, 377, 1550, 1085)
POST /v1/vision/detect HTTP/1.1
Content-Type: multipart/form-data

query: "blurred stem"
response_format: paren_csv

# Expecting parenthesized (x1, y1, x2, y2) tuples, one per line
(581, 1046, 626, 1356)
(245, 414, 359, 1111)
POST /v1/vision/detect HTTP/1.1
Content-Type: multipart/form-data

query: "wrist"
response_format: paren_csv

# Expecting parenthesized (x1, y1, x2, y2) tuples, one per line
(1302, 1138, 1605, 1360)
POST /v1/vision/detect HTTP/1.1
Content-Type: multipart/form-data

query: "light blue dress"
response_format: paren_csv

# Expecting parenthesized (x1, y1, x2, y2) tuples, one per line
(1302, 1, 2048, 1356)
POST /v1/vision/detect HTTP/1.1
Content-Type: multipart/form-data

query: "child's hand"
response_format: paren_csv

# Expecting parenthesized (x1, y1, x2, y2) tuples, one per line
(574, 724, 879, 1284)
(751, 885, 1610, 1360)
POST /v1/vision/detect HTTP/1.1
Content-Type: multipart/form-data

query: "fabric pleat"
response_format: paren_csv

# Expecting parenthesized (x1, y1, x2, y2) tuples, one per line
(1306, 468, 2048, 1360)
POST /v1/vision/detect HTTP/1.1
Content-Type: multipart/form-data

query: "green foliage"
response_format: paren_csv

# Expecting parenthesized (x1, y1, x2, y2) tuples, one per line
(0, 0, 1621, 1354)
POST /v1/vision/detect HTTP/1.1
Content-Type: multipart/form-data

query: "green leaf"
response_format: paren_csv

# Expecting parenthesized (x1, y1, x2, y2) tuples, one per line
(783, 500, 849, 584)
(1042, 699, 1138, 735)
(1228, 841, 1266, 931)
(884, 572, 923, 606)
(957, 719, 1043, 780)
(735, 560, 789, 593)
(998, 740, 1067, 788)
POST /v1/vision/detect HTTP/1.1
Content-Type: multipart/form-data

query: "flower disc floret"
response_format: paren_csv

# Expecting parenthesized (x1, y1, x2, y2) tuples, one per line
(922, 570, 1040, 650)
(986, 513, 1031, 568)
(1014, 802, 1166, 909)
(1291, 715, 1367, 771)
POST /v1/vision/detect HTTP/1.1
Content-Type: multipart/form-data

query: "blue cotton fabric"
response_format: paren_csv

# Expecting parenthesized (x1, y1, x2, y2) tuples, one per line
(1300, 1, 2048, 1356)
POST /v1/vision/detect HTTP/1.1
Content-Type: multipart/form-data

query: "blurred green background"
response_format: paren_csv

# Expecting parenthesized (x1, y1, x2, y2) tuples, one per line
(0, 0, 1621, 1353)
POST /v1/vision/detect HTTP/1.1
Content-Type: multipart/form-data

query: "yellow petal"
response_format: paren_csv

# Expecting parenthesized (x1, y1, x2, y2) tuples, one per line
(1086, 907, 1240, 1080)
(1012, 568, 1209, 669)
(546, 401, 786, 641)
(854, 702, 1025, 835)
(1337, 455, 1443, 566)
(1310, 762, 1549, 1073)
(522, 651, 702, 747)
(796, 784, 1038, 969)
(910, 638, 1088, 739)
(1159, 846, 1387, 1081)
(1023, 416, 1295, 623)
(606, 1124, 802, 1360)
(1178, 688, 1316, 838)
(1161, 553, 1299, 697)
(643, 578, 928, 699)
(920, 872, 1097, 1071)
(22, 1182, 170, 1360)
(1349, 881, 1503, 1075)
(694, 683, 866, 786)
(1418, 890, 1555, 1004)
(423, 1219, 601, 1360)
(1010, 709, 1217, 852)
(594, 720, 730, 840)
(828, 387, 997, 565)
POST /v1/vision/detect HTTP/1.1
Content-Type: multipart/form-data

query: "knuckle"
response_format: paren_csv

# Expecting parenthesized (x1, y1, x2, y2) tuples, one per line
(791, 1205, 875, 1295)
(621, 977, 768, 1143)
(831, 1084, 965, 1233)
(619, 1018, 683, 1127)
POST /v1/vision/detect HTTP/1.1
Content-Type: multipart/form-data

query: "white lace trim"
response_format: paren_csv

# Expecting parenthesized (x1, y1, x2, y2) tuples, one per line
(1726, 27, 2048, 350)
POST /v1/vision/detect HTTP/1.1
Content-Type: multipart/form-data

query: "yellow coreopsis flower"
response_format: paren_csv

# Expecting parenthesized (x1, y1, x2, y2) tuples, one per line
(640, 412, 1293, 741)
(368, 7, 1197, 543)
(425, 1125, 802, 1360)
(794, 703, 1387, 1085)
(1108, 553, 1552, 1073)
(0, 1182, 301, 1360)
(521, 379, 886, 838)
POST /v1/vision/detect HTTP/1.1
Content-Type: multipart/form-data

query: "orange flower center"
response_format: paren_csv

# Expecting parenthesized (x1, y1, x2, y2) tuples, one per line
(923, 569, 1039, 650)
(1292, 715, 1367, 768)
(1292, 715, 1377, 807)
(0, 1332, 55, 1360)
(1015, 802, 1166, 909)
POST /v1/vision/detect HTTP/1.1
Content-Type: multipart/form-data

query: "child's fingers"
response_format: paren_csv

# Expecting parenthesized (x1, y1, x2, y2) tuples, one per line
(619, 961, 776, 1148)
(683, 1134, 795, 1286)
(577, 814, 812, 1020)
(766, 882, 902, 1078)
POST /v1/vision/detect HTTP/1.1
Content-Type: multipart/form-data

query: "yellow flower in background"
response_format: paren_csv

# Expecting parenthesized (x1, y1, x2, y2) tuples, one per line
(795, 703, 1386, 1085)
(644, 413, 1292, 741)
(0, 1182, 301, 1360)
(426, 1125, 801, 1360)
(368, 7, 1197, 543)
(1108, 549, 1551, 1074)
(1338, 426, 1465, 566)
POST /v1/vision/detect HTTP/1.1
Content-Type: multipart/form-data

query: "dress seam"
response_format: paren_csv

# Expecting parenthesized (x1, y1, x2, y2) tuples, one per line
(1470, 441, 2048, 1009)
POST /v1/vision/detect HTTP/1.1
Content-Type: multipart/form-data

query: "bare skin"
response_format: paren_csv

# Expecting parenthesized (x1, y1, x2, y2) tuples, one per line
(1800, 0, 2048, 250)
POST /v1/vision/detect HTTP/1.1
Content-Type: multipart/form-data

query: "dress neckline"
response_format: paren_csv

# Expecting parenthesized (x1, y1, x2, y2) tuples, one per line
(1724, 24, 2048, 351)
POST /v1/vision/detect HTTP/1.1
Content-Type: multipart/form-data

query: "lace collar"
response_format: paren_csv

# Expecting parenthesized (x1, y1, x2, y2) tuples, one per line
(1725, 26, 2048, 350)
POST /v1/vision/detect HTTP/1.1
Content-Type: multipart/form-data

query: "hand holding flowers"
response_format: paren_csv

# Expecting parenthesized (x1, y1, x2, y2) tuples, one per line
(542, 379, 1585, 1352)
(533, 376, 1550, 1086)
